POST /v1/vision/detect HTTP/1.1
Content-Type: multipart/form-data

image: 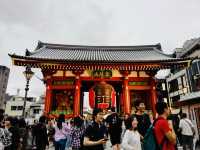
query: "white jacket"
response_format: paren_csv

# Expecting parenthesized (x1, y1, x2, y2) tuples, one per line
(122, 129, 142, 150)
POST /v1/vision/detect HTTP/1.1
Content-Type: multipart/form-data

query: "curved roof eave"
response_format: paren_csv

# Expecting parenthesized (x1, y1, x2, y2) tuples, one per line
(8, 53, 191, 64)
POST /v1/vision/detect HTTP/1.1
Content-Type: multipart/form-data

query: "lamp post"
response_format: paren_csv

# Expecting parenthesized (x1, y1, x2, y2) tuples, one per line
(22, 65, 34, 117)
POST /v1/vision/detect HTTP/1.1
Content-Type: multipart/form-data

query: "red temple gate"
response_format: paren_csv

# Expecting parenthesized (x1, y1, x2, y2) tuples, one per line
(9, 41, 190, 118)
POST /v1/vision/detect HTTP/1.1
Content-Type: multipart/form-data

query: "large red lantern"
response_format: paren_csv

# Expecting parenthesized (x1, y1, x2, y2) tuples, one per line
(89, 81, 116, 109)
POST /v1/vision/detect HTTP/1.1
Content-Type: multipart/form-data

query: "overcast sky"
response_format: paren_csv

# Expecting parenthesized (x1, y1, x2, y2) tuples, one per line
(0, 0, 200, 98)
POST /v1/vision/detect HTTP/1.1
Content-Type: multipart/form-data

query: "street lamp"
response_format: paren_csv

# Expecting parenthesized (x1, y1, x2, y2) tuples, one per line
(22, 65, 34, 117)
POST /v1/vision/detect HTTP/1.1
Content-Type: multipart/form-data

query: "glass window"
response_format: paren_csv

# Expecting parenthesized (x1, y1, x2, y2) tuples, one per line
(33, 109, 40, 114)
(11, 106, 17, 111)
(169, 79, 178, 92)
(17, 106, 23, 110)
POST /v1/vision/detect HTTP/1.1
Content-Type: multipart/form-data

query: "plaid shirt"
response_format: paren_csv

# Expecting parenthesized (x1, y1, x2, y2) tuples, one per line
(70, 126, 85, 148)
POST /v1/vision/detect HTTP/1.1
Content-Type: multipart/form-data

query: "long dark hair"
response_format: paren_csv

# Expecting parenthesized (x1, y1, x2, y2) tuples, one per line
(126, 115, 138, 131)
(57, 114, 65, 130)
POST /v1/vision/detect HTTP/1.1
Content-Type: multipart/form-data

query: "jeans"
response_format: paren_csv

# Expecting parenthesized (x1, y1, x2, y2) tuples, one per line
(55, 139, 67, 150)
(65, 135, 71, 149)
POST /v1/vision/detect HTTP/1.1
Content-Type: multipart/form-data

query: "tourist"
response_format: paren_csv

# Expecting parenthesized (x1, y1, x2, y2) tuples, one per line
(31, 119, 38, 147)
(47, 119, 55, 147)
(154, 102, 176, 150)
(83, 108, 108, 150)
(18, 118, 28, 150)
(179, 113, 195, 150)
(122, 115, 142, 150)
(0, 114, 3, 149)
(0, 114, 12, 150)
(134, 101, 151, 138)
(105, 107, 122, 150)
(70, 116, 85, 150)
(54, 114, 70, 150)
(34, 116, 49, 150)
(5, 116, 20, 150)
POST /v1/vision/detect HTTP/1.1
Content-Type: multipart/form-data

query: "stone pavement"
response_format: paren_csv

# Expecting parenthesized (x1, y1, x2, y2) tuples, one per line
(47, 140, 113, 150)
(46, 139, 200, 150)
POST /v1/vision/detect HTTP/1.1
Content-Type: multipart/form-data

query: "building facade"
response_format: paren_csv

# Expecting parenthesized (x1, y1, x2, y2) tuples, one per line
(29, 95, 45, 119)
(5, 95, 36, 117)
(9, 41, 190, 118)
(0, 65, 10, 109)
(166, 37, 200, 139)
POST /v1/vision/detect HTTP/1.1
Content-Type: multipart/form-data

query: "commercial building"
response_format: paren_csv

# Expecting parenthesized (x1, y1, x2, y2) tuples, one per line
(166, 37, 200, 139)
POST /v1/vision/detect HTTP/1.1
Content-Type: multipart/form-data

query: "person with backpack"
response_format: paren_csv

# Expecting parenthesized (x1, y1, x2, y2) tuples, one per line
(105, 108, 122, 150)
(121, 115, 142, 150)
(179, 113, 195, 150)
(153, 102, 176, 150)
(134, 101, 151, 138)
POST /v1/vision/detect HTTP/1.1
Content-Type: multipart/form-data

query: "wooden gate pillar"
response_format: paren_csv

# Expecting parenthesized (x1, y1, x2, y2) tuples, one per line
(151, 78, 157, 117)
(120, 71, 131, 114)
(73, 70, 83, 116)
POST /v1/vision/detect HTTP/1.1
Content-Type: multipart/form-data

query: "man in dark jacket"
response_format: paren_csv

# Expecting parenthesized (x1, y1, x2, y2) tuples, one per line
(34, 116, 49, 150)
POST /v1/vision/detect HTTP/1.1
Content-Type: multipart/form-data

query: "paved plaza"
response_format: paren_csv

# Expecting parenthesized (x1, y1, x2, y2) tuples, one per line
(47, 141, 113, 150)
(46, 141, 200, 150)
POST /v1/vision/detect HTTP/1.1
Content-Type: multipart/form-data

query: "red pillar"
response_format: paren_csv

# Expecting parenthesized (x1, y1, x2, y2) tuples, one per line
(123, 77, 130, 114)
(74, 75, 81, 117)
(151, 79, 157, 117)
(45, 79, 51, 115)
(120, 70, 131, 114)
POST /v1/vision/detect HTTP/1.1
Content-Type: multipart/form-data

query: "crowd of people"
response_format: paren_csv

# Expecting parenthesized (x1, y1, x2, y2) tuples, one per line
(0, 101, 198, 150)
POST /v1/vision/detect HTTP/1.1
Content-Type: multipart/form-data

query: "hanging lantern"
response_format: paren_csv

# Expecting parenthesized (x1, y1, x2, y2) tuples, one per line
(89, 81, 115, 109)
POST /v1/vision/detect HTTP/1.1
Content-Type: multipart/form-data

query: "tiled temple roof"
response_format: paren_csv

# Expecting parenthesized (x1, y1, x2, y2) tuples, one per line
(9, 41, 188, 63)
(9, 41, 191, 70)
